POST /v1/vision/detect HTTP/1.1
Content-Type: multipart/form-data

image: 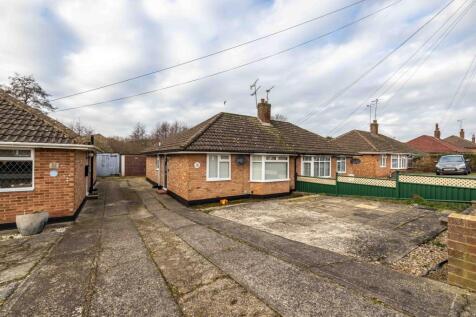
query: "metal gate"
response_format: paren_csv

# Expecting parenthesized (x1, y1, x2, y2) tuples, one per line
(96, 153, 120, 176)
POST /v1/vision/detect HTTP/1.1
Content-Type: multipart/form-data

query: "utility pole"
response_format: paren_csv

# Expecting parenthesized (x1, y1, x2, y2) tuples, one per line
(250, 79, 260, 106)
(265, 86, 274, 101)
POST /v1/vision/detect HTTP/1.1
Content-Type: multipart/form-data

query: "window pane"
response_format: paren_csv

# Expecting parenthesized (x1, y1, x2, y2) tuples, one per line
(219, 162, 229, 178)
(323, 161, 330, 177)
(303, 162, 311, 176)
(220, 155, 230, 160)
(265, 162, 287, 180)
(277, 156, 288, 161)
(0, 150, 31, 158)
(208, 155, 218, 178)
(252, 162, 262, 180)
(303, 156, 312, 161)
(0, 161, 33, 188)
(314, 162, 319, 177)
(251, 155, 262, 162)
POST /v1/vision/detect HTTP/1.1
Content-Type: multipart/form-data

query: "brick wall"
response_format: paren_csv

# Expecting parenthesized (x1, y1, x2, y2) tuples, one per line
(0, 148, 89, 224)
(152, 153, 295, 202)
(448, 213, 476, 291)
(351, 155, 394, 178)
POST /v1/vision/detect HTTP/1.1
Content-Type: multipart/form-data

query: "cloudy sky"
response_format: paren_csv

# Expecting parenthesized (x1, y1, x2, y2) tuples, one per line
(1, 0, 475, 141)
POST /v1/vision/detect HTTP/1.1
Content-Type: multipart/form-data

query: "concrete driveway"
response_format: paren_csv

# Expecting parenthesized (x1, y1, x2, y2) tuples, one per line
(209, 195, 445, 263)
(1, 178, 474, 316)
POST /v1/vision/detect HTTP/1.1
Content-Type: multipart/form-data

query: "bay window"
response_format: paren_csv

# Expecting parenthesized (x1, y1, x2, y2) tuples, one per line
(207, 154, 230, 180)
(336, 157, 346, 173)
(391, 154, 407, 169)
(0, 149, 34, 192)
(251, 155, 289, 181)
(301, 155, 331, 178)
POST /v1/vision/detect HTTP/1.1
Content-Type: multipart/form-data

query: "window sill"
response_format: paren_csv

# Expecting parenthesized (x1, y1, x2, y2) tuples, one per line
(0, 187, 34, 193)
(206, 178, 231, 182)
(250, 179, 290, 183)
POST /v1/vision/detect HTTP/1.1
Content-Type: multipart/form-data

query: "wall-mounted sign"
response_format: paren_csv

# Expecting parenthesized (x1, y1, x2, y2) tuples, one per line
(194, 162, 201, 169)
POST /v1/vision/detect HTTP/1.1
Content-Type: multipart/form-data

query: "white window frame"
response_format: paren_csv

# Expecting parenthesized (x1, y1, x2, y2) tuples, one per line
(206, 153, 231, 181)
(301, 155, 332, 178)
(336, 157, 346, 174)
(156, 155, 160, 171)
(250, 155, 289, 182)
(380, 154, 387, 167)
(0, 149, 35, 192)
(391, 154, 407, 170)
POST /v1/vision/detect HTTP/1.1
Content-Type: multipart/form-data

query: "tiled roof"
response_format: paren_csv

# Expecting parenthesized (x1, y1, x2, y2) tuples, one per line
(406, 135, 465, 154)
(444, 135, 476, 150)
(145, 112, 350, 155)
(334, 130, 416, 154)
(0, 91, 80, 144)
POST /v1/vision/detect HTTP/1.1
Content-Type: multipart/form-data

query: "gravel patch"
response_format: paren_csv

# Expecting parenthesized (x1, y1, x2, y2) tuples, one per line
(390, 231, 447, 277)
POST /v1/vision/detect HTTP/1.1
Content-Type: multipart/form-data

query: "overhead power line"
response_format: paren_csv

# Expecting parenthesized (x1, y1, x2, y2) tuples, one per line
(54, 0, 401, 112)
(295, 0, 455, 125)
(51, 0, 368, 101)
(377, 0, 474, 117)
(327, 0, 471, 135)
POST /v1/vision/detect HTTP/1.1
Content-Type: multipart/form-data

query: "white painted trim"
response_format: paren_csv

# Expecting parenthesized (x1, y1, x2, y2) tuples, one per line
(0, 142, 96, 151)
(250, 154, 290, 182)
(379, 154, 387, 168)
(206, 153, 231, 181)
(0, 148, 35, 193)
(300, 155, 332, 178)
(359, 151, 412, 155)
(147, 151, 299, 156)
(336, 156, 346, 174)
(120, 155, 125, 176)
(390, 154, 408, 170)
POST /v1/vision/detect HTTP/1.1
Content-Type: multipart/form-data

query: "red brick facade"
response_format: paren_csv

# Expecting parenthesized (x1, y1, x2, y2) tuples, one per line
(447, 213, 476, 291)
(0, 148, 91, 224)
(146, 153, 297, 203)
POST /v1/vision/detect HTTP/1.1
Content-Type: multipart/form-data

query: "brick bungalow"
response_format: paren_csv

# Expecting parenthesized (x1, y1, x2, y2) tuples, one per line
(444, 129, 476, 154)
(406, 124, 467, 154)
(334, 120, 416, 178)
(0, 92, 96, 225)
(144, 99, 351, 204)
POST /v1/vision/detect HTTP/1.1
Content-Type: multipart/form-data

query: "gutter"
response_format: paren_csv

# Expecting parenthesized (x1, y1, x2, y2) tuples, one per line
(0, 142, 97, 151)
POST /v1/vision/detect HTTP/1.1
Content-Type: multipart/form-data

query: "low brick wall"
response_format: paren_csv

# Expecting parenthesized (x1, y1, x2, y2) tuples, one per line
(448, 213, 476, 291)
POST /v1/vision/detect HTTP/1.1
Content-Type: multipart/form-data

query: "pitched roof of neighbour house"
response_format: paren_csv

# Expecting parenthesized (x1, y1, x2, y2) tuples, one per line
(0, 91, 82, 144)
(144, 112, 351, 155)
(444, 135, 476, 150)
(406, 135, 466, 154)
(333, 130, 416, 154)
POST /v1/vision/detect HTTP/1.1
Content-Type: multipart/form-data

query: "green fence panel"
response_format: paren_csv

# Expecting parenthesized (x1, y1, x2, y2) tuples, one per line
(337, 182, 396, 199)
(296, 181, 336, 195)
(399, 183, 476, 202)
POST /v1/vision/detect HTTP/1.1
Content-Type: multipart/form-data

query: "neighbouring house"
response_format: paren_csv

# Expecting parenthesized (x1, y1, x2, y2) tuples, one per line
(444, 129, 476, 154)
(0, 92, 96, 226)
(144, 99, 352, 205)
(334, 120, 416, 178)
(407, 124, 467, 154)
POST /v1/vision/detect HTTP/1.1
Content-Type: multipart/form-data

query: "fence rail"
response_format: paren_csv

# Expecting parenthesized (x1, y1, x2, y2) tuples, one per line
(296, 173, 476, 203)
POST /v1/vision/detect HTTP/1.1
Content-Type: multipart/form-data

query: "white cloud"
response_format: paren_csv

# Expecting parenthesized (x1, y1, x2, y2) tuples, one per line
(1, 0, 475, 141)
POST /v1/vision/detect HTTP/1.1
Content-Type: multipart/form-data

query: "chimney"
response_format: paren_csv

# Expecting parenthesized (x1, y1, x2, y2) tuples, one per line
(472, 134, 475, 143)
(370, 120, 379, 135)
(460, 128, 465, 139)
(257, 98, 271, 124)
(434, 123, 441, 139)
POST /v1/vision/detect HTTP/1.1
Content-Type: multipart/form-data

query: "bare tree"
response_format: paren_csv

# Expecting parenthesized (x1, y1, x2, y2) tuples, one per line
(150, 120, 187, 144)
(2, 73, 55, 112)
(272, 113, 287, 121)
(68, 119, 95, 136)
(129, 122, 147, 141)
